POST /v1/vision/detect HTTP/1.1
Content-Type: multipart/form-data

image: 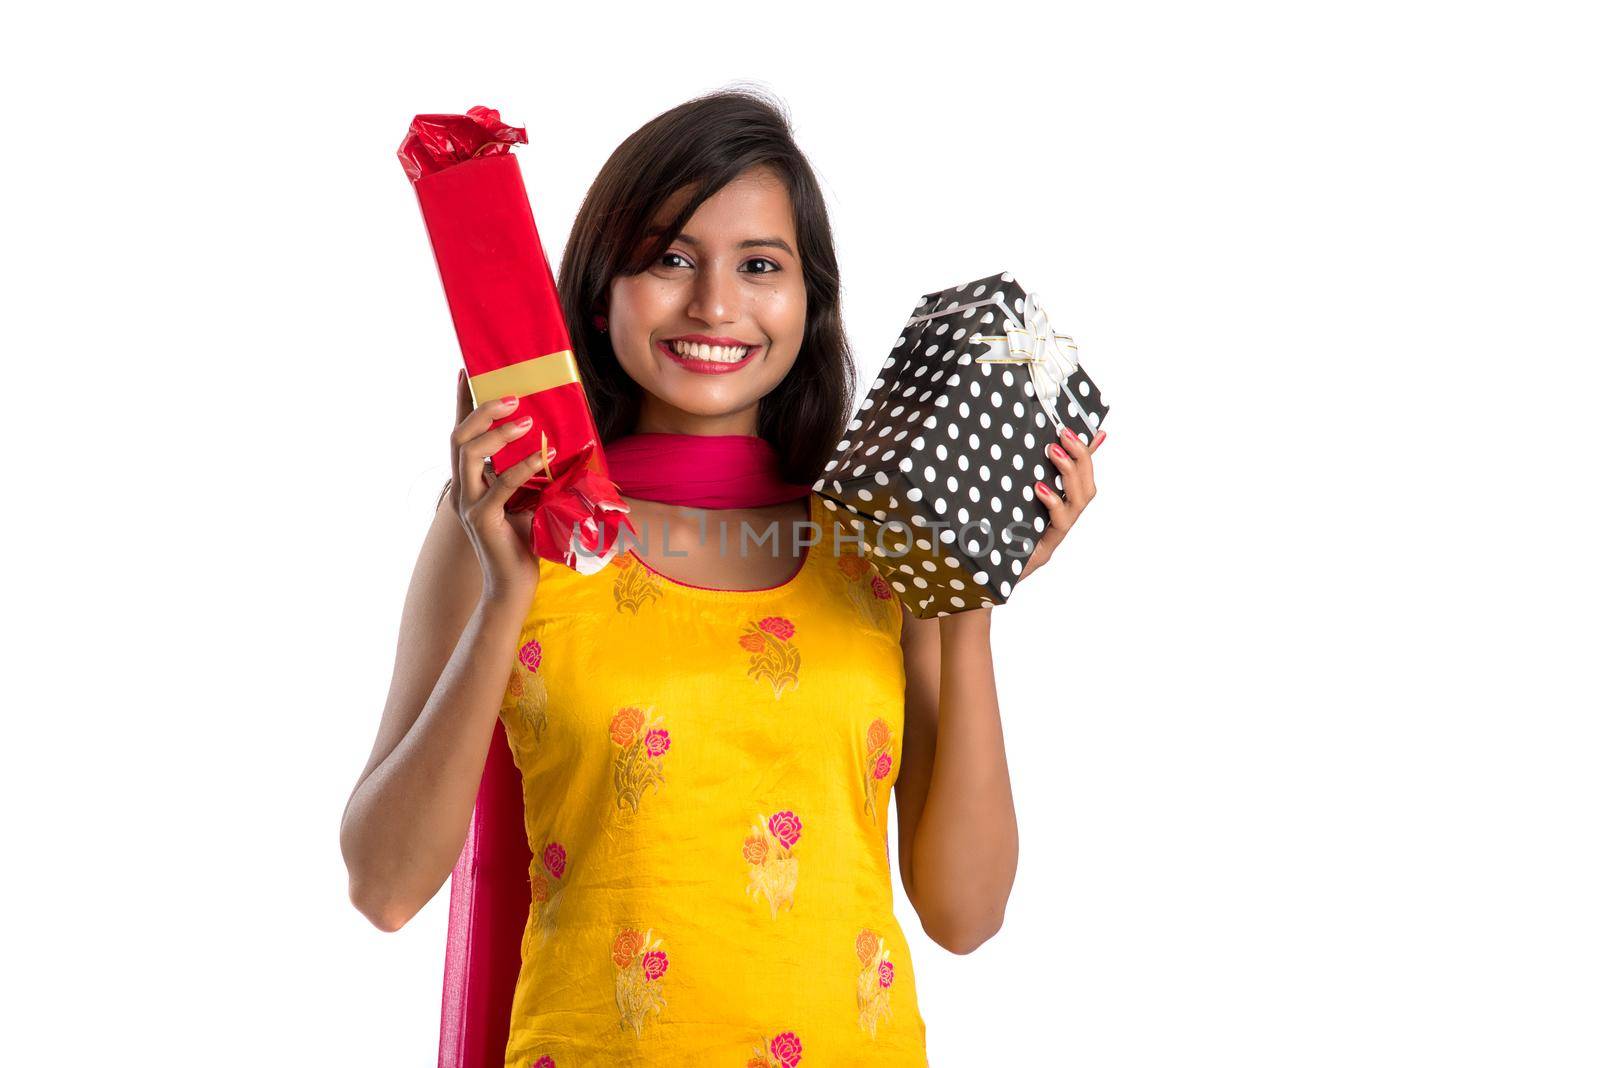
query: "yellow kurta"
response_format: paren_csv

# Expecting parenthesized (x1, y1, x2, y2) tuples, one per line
(498, 492, 929, 1066)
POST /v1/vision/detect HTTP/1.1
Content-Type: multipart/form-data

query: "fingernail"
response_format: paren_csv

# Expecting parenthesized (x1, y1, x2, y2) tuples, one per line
(1094, 430, 1107, 446)
(499, 395, 519, 408)
(1047, 443, 1067, 460)
(514, 416, 532, 427)
(1035, 481, 1053, 498)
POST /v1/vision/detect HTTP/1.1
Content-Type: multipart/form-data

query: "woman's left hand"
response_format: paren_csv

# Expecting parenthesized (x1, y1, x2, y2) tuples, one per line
(1017, 426, 1106, 583)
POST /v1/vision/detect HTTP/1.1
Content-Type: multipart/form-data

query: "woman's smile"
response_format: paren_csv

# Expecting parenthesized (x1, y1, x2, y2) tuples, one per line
(656, 334, 764, 375)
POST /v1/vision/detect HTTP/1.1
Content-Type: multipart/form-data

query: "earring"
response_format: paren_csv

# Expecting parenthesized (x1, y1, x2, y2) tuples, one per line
(593, 313, 608, 333)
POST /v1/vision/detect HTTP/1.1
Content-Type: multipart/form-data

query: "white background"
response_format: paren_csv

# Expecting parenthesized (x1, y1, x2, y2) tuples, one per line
(4, 1, 1596, 1064)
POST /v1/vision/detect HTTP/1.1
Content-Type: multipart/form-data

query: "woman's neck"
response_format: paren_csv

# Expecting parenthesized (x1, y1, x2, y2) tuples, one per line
(630, 401, 759, 437)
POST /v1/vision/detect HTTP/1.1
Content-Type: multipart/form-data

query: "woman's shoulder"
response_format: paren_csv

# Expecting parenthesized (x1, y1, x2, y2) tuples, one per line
(527, 542, 628, 605)
(804, 494, 908, 641)
(807, 492, 874, 561)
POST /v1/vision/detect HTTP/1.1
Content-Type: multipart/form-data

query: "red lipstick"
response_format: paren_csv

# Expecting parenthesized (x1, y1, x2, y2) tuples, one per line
(657, 335, 763, 375)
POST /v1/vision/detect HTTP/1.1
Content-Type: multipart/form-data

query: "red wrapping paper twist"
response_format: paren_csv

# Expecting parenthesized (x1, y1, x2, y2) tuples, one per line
(400, 107, 632, 574)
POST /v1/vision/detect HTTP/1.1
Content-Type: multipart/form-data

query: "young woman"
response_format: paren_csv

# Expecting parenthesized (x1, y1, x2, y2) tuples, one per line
(341, 88, 1102, 1067)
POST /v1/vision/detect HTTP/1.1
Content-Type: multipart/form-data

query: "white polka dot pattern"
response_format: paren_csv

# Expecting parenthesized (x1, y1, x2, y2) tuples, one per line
(811, 271, 1111, 618)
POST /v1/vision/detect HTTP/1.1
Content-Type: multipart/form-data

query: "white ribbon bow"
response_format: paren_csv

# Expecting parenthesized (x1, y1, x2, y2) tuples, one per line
(972, 292, 1081, 409)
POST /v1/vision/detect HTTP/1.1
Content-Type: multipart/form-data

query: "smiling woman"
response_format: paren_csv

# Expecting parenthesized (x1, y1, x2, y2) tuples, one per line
(342, 85, 1072, 1068)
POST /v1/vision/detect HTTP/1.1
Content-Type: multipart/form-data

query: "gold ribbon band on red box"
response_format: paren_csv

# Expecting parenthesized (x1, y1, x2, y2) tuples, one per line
(467, 348, 580, 406)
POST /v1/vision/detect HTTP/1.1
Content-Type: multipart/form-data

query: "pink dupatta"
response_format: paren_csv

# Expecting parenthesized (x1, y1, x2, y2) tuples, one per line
(437, 432, 814, 1067)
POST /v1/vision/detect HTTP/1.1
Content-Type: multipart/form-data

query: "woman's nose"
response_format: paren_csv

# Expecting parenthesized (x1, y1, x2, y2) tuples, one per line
(687, 267, 738, 326)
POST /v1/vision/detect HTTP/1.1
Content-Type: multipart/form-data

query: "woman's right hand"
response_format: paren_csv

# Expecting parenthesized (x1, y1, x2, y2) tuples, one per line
(448, 370, 548, 606)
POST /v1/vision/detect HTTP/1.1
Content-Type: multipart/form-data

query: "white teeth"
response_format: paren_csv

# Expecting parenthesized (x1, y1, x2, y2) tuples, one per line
(669, 340, 752, 363)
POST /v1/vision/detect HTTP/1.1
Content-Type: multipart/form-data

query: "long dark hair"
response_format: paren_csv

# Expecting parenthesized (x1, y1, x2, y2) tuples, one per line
(558, 86, 856, 486)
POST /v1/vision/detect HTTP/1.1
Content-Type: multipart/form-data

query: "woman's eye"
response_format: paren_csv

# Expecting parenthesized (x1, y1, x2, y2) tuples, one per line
(660, 252, 691, 269)
(744, 257, 780, 274)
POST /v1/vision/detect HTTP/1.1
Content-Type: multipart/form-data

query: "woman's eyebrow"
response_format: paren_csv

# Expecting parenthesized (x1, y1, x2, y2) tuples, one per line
(648, 229, 796, 257)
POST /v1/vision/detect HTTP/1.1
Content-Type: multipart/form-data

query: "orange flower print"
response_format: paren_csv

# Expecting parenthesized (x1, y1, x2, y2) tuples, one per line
(612, 551, 663, 614)
(610, 705, 669, 816)
(837, 552, 895, 628)
(748, 1030, 803, 1067)
(863, 718, 896, 822)
(611, 928, 644, 968)
(838, 554, 872, 581)
(866, 719, 890, 751)
(741, 834, 769, 865)
(612, 927, 668, 1036)
(740, 616, 800, 698)
(609, 706, 644, 747)
(745, 810, 802, 918)
(506, 637, 550, 751)
(855, 928, 895, 1036)
(527, 840, 568, 950)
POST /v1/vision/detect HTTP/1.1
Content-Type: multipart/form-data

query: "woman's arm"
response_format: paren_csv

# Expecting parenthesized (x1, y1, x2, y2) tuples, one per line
(338, 499, 523, 931)
(893, 425, 1103, 953)
(894, 604, 1018, 954)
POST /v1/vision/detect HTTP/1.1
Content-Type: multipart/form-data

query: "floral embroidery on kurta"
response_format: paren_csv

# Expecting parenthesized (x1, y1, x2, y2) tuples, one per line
(508, 638, 549, 747)
(836, 554, 895, 628)
(498, 498, 929, 1060)
(612, 927, 668, 1036)
(855, 928, 895, 1036)
(610, 705, 669, 816)
(612, 552, 664, 614)
(747, 1030, 803, 1067)
(527, 840, 567, 949)
(739, 616, 800, 698)
(744, 810, 802, 918)
(530, 1057, 555, 1068)
(863, 718, 895, 821)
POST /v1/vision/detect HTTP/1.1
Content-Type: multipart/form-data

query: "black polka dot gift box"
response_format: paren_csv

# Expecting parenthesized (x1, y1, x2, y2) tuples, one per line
(812, 271, 1110, 618)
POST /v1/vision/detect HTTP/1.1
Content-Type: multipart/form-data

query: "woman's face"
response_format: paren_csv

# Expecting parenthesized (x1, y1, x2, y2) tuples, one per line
(607, 165, 807, 435)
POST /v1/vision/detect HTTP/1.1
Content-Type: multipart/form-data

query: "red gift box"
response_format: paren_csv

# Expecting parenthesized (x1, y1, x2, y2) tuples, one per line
(399, 107, 632, 573)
